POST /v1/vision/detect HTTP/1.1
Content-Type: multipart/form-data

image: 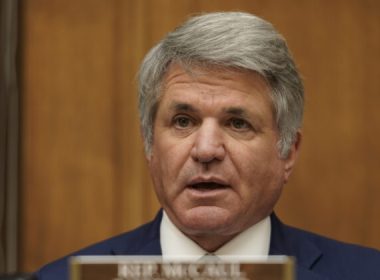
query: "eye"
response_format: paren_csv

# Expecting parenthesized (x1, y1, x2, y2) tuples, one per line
(228, 118, 251, 131)
(173, 115, 193, 129)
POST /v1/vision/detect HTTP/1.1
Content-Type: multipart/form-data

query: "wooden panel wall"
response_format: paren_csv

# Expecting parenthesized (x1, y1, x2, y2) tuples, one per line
(19, 0, 380, 272)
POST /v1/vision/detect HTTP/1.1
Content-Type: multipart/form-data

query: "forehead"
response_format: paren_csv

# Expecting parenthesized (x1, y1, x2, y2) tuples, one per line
(159, 63, 274, 113)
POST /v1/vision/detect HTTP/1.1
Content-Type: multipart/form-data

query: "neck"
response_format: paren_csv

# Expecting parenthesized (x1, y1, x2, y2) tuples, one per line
(187, 233, 238, 252)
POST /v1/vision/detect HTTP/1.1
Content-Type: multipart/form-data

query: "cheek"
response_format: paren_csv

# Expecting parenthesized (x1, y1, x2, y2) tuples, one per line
(235, 155, 284, 220)
(149, 154, 174, 209)
(159, 133, 194, 164)
(149, 137, 193, 191)
(230, 142, 285, 190)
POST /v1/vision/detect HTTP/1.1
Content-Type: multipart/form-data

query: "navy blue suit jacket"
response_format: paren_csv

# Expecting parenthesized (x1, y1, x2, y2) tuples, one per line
(36, 211, 380, 280)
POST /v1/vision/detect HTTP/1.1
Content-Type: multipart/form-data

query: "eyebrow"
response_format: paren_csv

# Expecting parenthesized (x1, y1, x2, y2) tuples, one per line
(224, 106, 266, 128)
(168, 102, 263, 123)
(170, 103, 253, 119)
(223, 107, 248, 117)
(223, 107, 253, 120)
(169, 102, 199, 113)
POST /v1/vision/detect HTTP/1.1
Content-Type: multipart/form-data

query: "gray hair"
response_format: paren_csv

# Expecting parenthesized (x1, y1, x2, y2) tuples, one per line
(138, 12, 304, 158)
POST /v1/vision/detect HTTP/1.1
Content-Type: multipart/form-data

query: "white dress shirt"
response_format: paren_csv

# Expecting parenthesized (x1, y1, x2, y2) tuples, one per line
(160, 211, 271, 261)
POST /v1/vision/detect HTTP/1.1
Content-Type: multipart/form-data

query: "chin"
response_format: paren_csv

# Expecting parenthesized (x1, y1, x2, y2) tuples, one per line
(175, 206, 238, 235)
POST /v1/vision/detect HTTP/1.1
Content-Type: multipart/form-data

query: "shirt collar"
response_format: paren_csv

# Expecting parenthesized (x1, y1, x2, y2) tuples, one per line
(160, 211, 271, 261)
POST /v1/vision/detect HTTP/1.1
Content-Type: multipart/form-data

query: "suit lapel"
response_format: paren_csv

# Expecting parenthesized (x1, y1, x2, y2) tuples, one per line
(135, 210, 162, 255)
(296, 266, 329, 280)
(112, 210, 163, 255)
(269, 213, 328, 280)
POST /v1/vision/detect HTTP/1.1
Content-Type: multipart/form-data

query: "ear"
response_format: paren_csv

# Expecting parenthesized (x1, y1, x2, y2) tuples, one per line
(146, 151, 153, 163)
(283, 131, 302, 183)
(140, 125, 153, 162)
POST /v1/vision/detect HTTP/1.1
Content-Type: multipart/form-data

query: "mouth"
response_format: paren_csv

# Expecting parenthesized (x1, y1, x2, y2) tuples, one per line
(189, 182, 229, 191)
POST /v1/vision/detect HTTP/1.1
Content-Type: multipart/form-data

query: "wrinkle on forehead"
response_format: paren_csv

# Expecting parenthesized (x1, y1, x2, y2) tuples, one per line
(159, 63, 277, 129)
(163, 63, 271, 101)
(159, 63, 277, 130)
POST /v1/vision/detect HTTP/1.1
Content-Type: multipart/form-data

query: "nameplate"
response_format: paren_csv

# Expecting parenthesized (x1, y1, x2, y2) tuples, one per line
(70, 256, 295, 280)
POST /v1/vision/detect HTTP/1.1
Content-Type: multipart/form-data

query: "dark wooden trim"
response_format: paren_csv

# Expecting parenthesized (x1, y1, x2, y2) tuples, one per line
(0, 0, 20, 274)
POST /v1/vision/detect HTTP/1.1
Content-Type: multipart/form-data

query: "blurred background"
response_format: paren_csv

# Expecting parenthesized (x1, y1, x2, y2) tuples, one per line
(1, 0, 379, 274)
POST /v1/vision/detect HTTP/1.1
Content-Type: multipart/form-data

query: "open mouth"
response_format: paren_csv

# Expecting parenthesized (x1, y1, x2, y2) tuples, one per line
(189, 182, 229, 191)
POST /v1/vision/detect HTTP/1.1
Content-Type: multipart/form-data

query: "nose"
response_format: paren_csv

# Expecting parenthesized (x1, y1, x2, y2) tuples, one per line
(190, 120, 226, 164)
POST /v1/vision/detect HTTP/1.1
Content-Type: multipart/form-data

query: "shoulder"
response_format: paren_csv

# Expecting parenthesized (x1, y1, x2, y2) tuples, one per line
(283, 222, 380, 279)
(286, 222, 380, 256)
(34, 211, 162, 280)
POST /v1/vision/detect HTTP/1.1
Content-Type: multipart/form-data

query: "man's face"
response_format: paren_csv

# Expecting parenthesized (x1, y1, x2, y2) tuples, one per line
(148, 64, 299, 249)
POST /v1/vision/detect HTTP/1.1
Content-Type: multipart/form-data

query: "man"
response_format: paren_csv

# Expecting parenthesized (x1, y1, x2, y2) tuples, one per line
(35, 12, 380, 280)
